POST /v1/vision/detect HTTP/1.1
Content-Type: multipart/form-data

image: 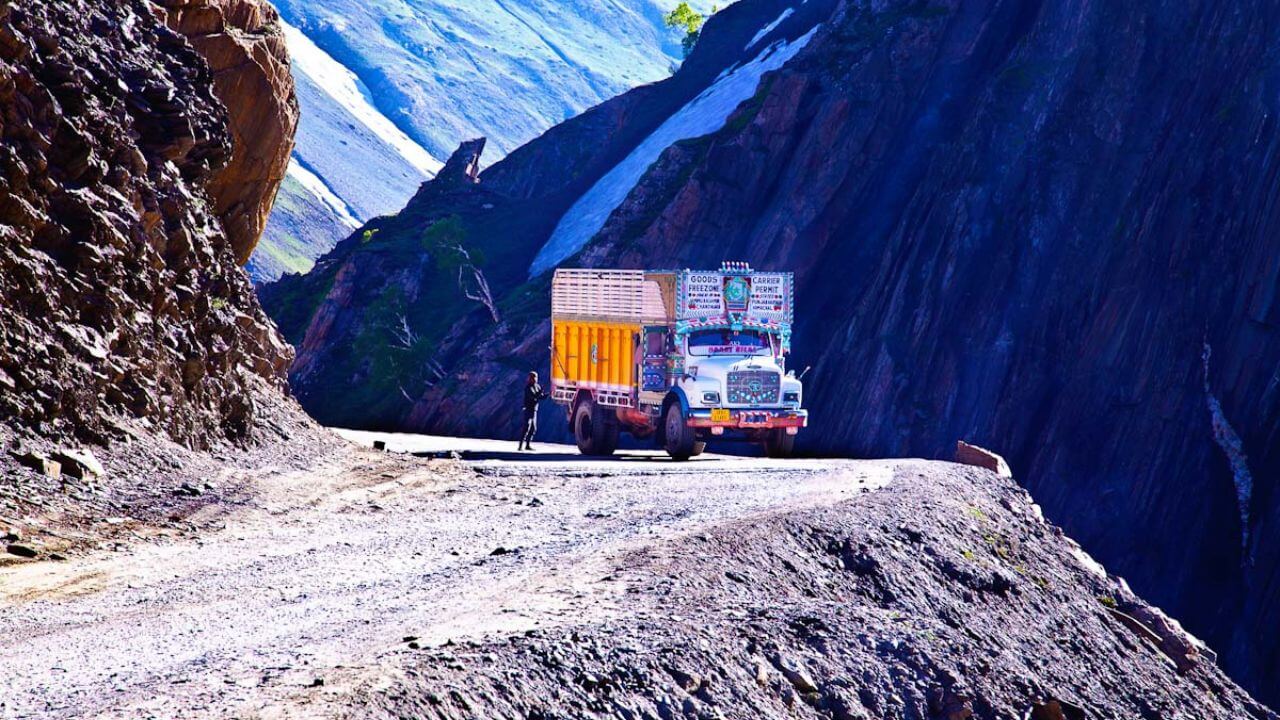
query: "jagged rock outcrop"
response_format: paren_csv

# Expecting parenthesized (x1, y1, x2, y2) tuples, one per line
(432, 138, 485, 187)
(262, 0, 1280, 704)
(153, 0, 298, 265)
(0, 0, 295, 448)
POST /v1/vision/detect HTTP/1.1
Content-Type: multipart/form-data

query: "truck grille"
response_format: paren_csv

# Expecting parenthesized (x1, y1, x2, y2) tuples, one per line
(727, 370, 780, 405)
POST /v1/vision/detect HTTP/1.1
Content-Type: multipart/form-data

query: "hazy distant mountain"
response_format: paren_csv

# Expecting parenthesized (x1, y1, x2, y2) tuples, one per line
(250, 0, 716, 282)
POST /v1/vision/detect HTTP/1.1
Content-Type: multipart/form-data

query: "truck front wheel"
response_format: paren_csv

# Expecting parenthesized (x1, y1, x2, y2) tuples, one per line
(574, 398, 618, 456)
(663, 402, 696, 461)
(763, 428, 796, 458)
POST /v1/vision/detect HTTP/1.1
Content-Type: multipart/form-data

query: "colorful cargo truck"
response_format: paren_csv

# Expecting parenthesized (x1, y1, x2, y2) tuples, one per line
(550, 262, 807, 459)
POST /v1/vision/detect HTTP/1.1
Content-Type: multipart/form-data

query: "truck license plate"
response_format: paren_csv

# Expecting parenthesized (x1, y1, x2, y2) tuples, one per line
(711, 408, 731, 423)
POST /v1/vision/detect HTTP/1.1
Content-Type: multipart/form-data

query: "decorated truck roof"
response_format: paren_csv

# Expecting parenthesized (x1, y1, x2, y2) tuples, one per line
(552, 262, 795, 344)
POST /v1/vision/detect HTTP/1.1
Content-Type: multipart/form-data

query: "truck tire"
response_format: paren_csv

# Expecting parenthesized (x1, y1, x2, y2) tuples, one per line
(763, 429, 796, 458)
(574, 398, 618, 456)
(663, 402, 695, 461)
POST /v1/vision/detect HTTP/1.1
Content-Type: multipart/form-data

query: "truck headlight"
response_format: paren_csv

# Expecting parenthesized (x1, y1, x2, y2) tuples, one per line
(702, 391, 720, 405)
(783, 391, 800, 405)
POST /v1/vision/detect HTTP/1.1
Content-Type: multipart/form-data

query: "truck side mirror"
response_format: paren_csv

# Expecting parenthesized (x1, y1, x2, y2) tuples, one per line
(797, 366, 812, 381)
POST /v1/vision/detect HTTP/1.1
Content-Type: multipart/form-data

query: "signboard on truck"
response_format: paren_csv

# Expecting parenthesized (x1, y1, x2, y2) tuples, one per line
(747, 273, 791, 326)
(682, 272, 726, 321)
(677, 268, 793, 330)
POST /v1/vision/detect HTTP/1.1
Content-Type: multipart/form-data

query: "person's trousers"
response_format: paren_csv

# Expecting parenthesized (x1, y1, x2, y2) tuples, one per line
(521, 410, 537, 446)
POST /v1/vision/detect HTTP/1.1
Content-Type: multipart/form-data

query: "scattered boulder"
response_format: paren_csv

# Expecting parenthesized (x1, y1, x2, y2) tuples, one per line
(955, 441, 1012, 477)
(49, 449, 104, 480)
(1026, 698, 1089, 720)
(753, 659, 771, 687)
(6, 544, 38, 559)
(14, 452, 61, 478)
(930, 687, 974, 720)
(775, 654, 819, 693)
(664, 666, 702, 693)
(175, 483, 204, 497)
(1117, 603, 1206, 673)
(826, 688, 869, 720)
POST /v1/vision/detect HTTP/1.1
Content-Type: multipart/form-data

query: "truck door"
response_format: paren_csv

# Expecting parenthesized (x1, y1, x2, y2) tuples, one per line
(641, 329, 667, 392)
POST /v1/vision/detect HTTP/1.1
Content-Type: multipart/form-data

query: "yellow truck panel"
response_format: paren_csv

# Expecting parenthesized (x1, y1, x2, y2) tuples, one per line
(552, 320, 638, 395)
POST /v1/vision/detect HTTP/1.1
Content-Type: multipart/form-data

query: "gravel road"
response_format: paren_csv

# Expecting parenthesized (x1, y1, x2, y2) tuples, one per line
(0, 431, 894, 719)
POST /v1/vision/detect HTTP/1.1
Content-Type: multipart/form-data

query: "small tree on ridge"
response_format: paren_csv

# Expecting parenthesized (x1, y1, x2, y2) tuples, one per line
(665, 2, 705, 59)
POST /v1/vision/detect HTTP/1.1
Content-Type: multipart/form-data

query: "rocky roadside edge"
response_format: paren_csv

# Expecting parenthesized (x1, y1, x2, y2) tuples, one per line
(0, 386, 339, 566)
(340, 463, 1274, 720)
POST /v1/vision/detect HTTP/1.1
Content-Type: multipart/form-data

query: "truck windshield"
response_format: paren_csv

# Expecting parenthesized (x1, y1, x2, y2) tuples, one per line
(687, 329, 772, 356)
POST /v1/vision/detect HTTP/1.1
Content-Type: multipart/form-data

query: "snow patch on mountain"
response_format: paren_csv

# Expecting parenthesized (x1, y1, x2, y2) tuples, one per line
(747, 7, 794, 49)
(1202, 342, 1254, 559)
(530, 26, 820, 277)
(281, 21, 442, 177)
(286, 160, 361, 231)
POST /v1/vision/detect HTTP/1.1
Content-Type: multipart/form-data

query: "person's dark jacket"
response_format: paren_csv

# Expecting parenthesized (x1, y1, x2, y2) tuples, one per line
(523, 383, 547, 414)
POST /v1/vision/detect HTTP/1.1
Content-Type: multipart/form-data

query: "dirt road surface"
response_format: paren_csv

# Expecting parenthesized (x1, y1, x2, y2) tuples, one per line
(0, 431, 895, 719)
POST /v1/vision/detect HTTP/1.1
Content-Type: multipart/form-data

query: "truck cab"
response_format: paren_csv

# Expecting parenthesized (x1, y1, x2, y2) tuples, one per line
(551, 262, 807, 459)
(671, 327, 806, 456)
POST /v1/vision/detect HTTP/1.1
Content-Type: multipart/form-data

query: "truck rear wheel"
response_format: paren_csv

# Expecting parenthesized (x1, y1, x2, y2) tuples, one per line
(663, 402, 695, 461)
(574, 398, 618, 456)
(763, 428, 796, 458)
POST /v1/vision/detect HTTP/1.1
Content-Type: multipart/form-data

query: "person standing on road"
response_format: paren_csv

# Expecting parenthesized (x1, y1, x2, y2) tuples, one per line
(520, 371, 548, 451)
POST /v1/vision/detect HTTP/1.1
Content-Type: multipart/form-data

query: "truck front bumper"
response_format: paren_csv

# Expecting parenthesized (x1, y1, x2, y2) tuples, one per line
(687, 408, 808, 430)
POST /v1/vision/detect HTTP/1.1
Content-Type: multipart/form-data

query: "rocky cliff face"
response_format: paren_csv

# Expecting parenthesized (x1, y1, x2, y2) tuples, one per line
(0, 0, 296, 449)
(262, 0, 1280, 703)
(156, 0, 298, 265)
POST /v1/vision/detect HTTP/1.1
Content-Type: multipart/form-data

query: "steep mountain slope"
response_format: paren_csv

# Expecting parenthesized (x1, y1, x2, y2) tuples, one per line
(250, 0, 718, 282)
(262, 0, 1280, 704)
(249, 17, 442, 280)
